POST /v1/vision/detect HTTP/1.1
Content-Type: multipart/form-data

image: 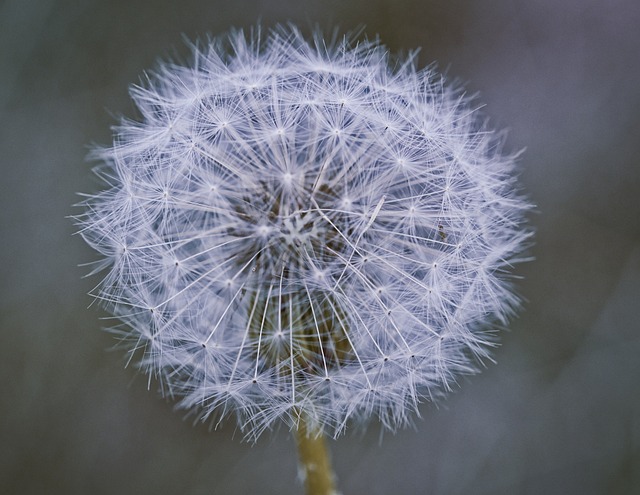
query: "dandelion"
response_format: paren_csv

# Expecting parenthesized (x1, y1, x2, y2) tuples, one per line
(77, 25, 531, 495)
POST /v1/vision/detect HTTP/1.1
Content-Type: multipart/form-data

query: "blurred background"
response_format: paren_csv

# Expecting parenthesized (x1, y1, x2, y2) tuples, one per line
(1, 0, 639, 493)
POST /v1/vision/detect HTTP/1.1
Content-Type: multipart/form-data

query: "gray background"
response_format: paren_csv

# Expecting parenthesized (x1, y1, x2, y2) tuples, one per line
(1, 0, 639, 493)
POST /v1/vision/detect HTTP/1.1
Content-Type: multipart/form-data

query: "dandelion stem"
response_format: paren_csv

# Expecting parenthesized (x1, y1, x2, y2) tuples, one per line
(295, 417, 337, 495)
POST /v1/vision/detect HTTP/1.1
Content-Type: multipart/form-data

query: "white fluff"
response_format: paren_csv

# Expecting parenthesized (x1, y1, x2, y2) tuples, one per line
(77, 25, 532, 439)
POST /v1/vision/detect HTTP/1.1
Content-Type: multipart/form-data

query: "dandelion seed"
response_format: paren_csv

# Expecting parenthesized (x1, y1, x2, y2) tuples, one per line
(77, 25, 531, 445)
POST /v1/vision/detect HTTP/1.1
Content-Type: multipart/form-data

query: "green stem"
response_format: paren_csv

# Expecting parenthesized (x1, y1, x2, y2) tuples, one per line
(294, 417, 338, 495)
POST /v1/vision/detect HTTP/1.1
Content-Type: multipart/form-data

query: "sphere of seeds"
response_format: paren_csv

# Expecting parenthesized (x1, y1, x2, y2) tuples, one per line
(79, 25, 531, 438)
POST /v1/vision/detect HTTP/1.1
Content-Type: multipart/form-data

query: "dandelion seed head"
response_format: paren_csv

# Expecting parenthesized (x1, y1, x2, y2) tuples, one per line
(78, 25, 531, 439)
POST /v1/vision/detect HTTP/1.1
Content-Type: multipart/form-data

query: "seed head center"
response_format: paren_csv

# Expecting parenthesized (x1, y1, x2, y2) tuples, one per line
(279, 210, 318, 248)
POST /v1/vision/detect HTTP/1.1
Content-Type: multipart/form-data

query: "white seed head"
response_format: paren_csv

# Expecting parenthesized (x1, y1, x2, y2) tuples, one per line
(77, 25, 532, 439)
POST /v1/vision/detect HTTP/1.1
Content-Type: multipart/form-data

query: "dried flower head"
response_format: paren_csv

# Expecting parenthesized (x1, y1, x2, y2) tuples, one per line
(78, 25, 531, 439)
